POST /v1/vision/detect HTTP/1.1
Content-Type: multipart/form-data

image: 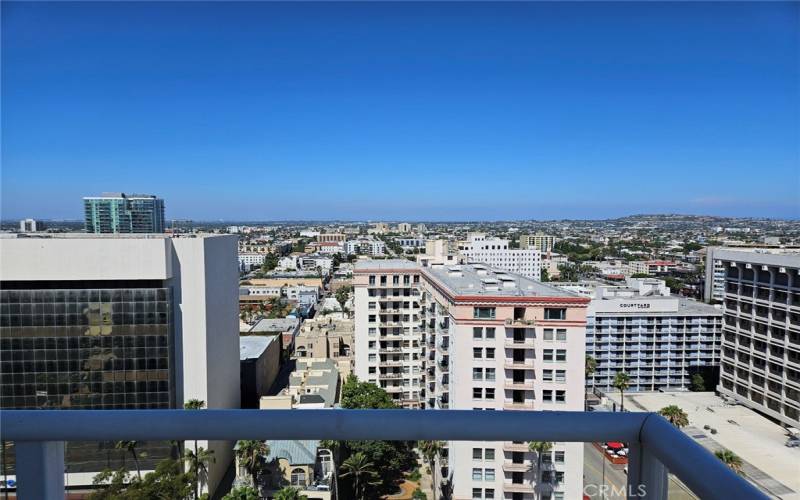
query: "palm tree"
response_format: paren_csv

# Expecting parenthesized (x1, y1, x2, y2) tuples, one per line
(528, 441, 553, 500)
(658, 405, 689, 428)
(585, 355, 598, 392)
(274, 486, 309, 500)
(115, 440, 142, 479)
(613, 372, 631, 412)
(184, 399, 206, 498)
(185, 446, 215, 498)
(715, 449, 743, 475)
(236, 440, 269, 488)
(418, 440, 444, 500)
(339, 452, 379, 500)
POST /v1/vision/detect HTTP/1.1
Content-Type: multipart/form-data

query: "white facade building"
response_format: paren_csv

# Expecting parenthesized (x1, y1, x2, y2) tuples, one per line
(459, 233, 542, 280)
(239, 252, 266, 271)
(566, 278, 724, 393)
(0, 234, 240, 495)
(354, 260, 588, 500)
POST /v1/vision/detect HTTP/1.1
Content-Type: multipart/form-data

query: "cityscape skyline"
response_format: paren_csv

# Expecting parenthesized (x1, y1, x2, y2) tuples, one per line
(2, 1, 798, 221)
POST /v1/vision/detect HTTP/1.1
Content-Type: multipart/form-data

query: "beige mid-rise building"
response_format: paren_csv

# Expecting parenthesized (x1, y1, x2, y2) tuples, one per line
(354, 259, 589, 500)
(520, 233, 556, 254)
(294, 317, 354, 378)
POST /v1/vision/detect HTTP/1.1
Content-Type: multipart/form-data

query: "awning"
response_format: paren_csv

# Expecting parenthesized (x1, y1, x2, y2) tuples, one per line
(606, 442, 625, 449)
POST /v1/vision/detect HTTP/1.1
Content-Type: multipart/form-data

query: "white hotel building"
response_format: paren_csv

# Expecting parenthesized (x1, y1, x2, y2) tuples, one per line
(355, 260, 588, 500)
(559, 279, 724, 393)
(459, 233, 542, 280)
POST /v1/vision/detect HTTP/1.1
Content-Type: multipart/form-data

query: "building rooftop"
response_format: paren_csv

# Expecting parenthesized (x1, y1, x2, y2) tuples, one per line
(712, 247, 800, 268)
(239, 335, 277, 360)
(249, 317, 300, 333)
(354, 259, 418, 271)
(264, 440, 319, 465)
(424, 263, 578, 298)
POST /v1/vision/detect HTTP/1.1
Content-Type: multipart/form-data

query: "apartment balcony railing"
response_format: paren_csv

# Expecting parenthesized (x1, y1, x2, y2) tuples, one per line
(504, 339, 535, 349)
(504, 380, 535, 390)
(502, 461, 530, 472)
(504, 360, 534, 370)
(503, 482, 535, 493)
(505, 318, 536, 327)
(2, 410, 765, 500)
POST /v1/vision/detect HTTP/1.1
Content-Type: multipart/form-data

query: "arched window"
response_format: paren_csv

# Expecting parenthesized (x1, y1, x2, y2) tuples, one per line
(291, 467, 306, 486)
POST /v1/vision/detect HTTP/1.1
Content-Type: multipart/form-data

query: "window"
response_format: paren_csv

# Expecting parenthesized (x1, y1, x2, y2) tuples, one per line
(541, 451, 552, 463)
(369, 275, 376, 285)
(368, 354, 376, 362)
(555, 390, 566, 403)
(368, 327, 377, 336)
(486, 348, 495, 359)
(473, 368, 483, 380)
(485, 489, 495, 499)
(484, 468, 495, 481)
(380, 276, 387, 285)
(473, 348, 482, 359)
(541, 471, 552, 482)
(369, 341, 376, 349)
(554, 451, 565, 463)
(484, 448, 495, 460)
(473, 448, 482, 460)
(472, 468, 483, 481)
(485, 327, 495, 339)
(368, 315, 376, 323)
(472, 488, 482, 500)
(473, 388, 482, 399)
(486, 368, 496, 381)
(291, 467, 306, 486)
(555, 471, 564, 482)
(393, 276, 400, 285)
(556, 329, 567, 341)
(474, 307, 496, 319)
(543, 328, 554, 341)
(485, 388, 495, 400)
(555, 370, 566, 382)
(543, 349, 554, 362)
(554, 493, 564, 500)
(543, 389, 553, 401)
(473, 327, 483, 339)
(543, 369, 553, 381)
(544, 308, 566, 320)
(369, 302, 376, 310)
(368, 367, 376, 374)
(556, 349, 566, 362)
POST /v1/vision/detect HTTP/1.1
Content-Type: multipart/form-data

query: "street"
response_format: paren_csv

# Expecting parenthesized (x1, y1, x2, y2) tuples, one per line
(583, 443, 696, 500)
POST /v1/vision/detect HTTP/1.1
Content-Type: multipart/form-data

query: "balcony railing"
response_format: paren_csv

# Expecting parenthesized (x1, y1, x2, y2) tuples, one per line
(1, 409, 766, 500)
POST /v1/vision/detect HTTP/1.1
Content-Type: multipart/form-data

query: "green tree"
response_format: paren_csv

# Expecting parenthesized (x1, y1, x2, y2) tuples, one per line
(222, 485, 259, 500)
(658, 405, 689, 428)
(274, 486, 309, 500)
(236, 440, 269, 488)
(613, 372, 631, 412)
(528, 441, 553, 499)
(341, 375, 398, 409)
(335, 285, 353, 309)
(115, 440, 143, 480)
(418, 440, 444, 500)
(184, 399, 207, 499)
(340, 452, 380, 500)
(540, 268, 550, 282)
(89, 458, 194, 500)
(585, 355, 597, 379)
(184, 447, 215, 499)
(412, 488, 428, 500)
(691, 373, 706, 392)
(715, 449, 743, 475)
(630, 273, 650, 278)
(664, 277, 683, 293)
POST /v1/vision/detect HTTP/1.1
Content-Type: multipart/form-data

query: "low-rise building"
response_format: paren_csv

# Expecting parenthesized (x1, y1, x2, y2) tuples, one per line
(239, 335, 281, 408)
(238, 252, 266, 271)
(628, 260, 678, 276)
(248, 317, 302, 351)
(260, 441, 334, 500)
(317, 233, 346, 243)
(294, 317, 354, 378)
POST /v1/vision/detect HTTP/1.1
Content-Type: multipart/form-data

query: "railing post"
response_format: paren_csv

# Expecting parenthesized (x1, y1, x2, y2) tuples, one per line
(15, 441, 65, 500)
(627, 441, 667, 500)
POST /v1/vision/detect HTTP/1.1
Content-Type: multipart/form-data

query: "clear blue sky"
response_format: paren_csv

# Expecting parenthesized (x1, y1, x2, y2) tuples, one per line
(2, 2, 798, 221)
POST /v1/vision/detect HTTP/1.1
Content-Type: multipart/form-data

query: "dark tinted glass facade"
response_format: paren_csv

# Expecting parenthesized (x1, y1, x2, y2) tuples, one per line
(0, 284, 176, 474)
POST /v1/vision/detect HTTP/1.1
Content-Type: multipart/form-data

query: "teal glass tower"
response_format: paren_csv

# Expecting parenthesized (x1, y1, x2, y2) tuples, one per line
(83, 193, 165, 233)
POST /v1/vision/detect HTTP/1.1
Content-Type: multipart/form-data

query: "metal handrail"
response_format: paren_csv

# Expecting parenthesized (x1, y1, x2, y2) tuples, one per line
(1, 409, 766, 500)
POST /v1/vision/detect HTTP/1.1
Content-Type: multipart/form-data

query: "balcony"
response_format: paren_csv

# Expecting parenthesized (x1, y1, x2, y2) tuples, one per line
(503, 441, 530, 452)
(502, 461, 529, 472)
(505, 318, 536, 327)
(504, 401, 535, 410)
(504, 483, 535, 493)
(505, 339, 535, 349)
(505, 380, 535, 390)
(505, 361, 534, 370)
(1, 410, 765, 500)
